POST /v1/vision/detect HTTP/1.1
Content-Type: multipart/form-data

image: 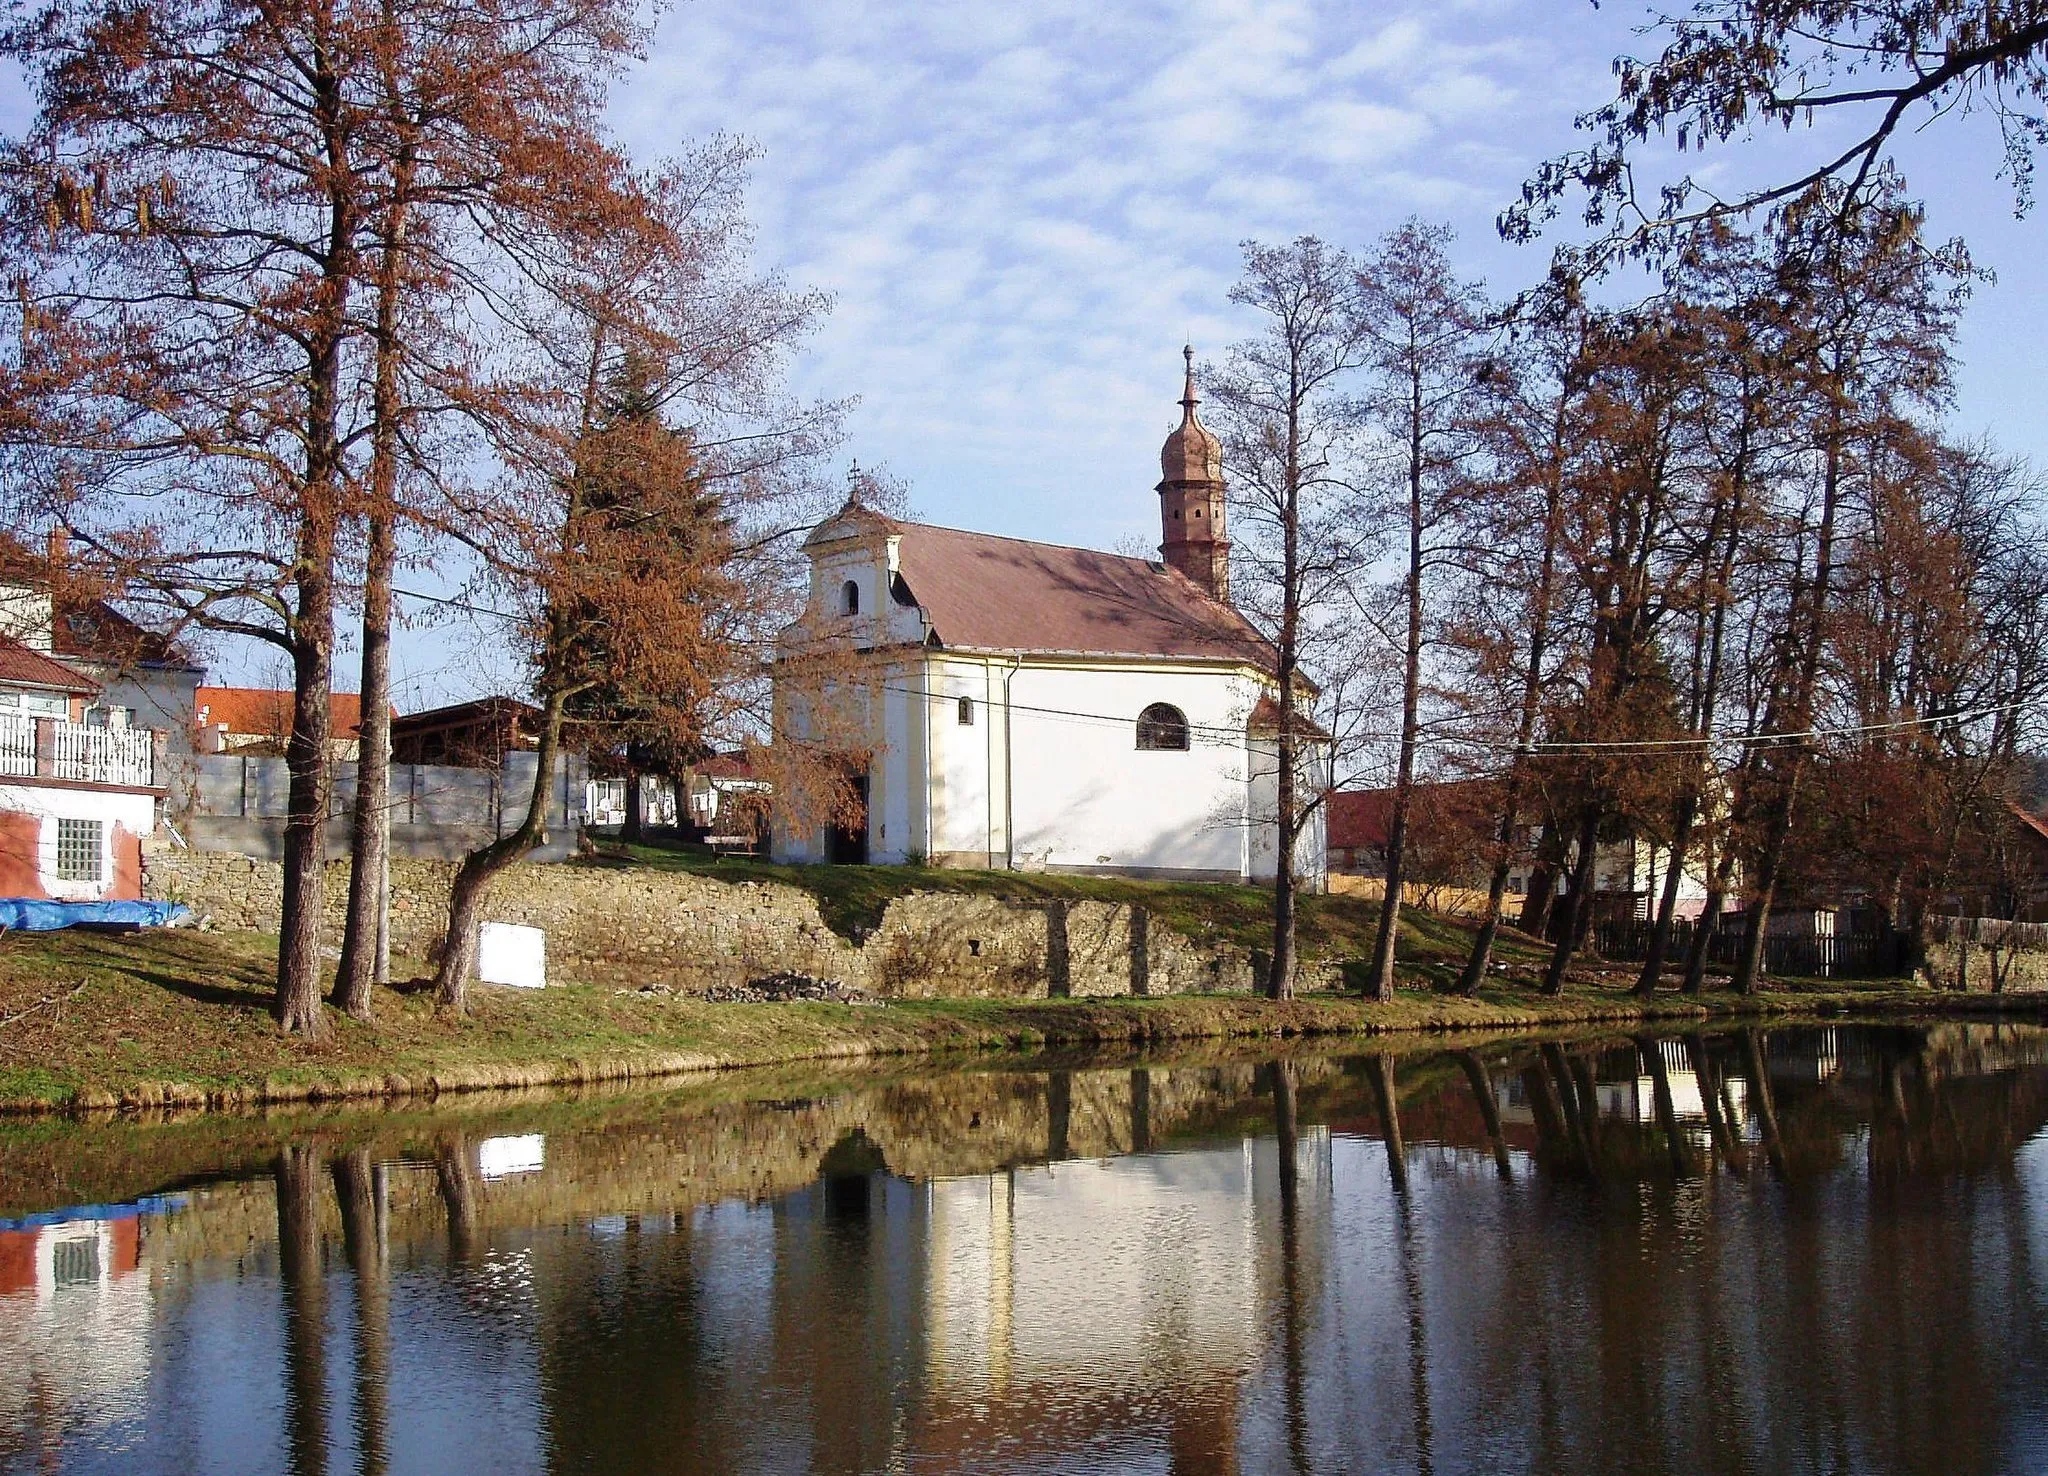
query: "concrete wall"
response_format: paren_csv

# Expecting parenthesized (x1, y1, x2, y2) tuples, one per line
(183, 751, 584, 862)
(141, 850, 1272, 996)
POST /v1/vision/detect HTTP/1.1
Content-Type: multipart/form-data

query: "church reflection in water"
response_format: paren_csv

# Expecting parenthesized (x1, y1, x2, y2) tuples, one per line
(7, 1024, 2048, 1474)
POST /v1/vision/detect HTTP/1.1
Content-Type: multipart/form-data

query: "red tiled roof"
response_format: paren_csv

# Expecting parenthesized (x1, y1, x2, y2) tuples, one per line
(696, 751, 759, 781)
(0, 637, 96, 694)
(51, 599, 196, 670)
(0, 532, 199, 670)
(2012, 802, 2048, 848)
(196, 686, 373, 740)
(1326, 779, 1499, 852)
(1326, 788, 1394, 852)
(874, 515, 1273, 667)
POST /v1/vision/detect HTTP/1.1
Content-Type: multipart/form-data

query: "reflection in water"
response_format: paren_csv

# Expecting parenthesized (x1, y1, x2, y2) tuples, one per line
(5, 1025, 2048, 1473)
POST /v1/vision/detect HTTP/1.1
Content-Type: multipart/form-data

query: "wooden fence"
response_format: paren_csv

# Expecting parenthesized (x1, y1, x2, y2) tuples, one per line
(1586, 915, 1912, 980)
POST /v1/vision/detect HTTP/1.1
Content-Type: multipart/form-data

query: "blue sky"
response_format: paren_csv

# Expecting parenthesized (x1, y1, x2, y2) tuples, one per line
(610, 0, 2048, 564)
(9, 1, 2045, 701)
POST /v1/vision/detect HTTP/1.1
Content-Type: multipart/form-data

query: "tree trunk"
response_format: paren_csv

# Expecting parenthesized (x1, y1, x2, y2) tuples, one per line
(278, 545, 336, 1036)
(434, 689, 569, 1012)
(1457, 1050, 1513, 1178)
(334, 1149, 390, 1476)
(276, 1145, 329, 1476)
(1732, 768, 1804, 995)
(276, 6, 358, 1037)
(1540, 807, 1600, 995)
(621, 766, 644, 844)
(1369, 394, 1428, 1003)
(1367, 1052, 1408, 1194)
(1460, 408, 1567, 994)
(1633, 801, 1697, 996)
(1682, 838, 1740, 993)
(1518, 815, 1563, 936)
(337, 160, 412, 1019)
(1267, 446, 1303, 1003)
(337, 506, 395, 1017)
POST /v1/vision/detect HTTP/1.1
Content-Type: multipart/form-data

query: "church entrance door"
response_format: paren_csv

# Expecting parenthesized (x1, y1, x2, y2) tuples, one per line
(828, 777, 869, 865)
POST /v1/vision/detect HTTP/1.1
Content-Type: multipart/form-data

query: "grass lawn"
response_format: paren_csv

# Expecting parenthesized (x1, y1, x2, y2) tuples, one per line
(0, 890, 1968, 1114)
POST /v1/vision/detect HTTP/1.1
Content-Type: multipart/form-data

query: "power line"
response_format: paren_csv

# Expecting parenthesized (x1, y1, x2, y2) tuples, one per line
(864, 681, 2042, 758)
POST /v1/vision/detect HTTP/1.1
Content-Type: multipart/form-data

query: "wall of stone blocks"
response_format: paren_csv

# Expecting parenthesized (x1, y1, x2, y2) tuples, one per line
(141, 849, 1269, 999)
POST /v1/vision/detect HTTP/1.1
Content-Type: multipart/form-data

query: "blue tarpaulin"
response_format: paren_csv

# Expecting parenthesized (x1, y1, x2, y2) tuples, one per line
(0, 899, 190, 932)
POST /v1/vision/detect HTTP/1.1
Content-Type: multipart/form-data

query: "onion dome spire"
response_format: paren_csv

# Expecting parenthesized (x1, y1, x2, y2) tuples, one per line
(1159, 344, 1223, 484)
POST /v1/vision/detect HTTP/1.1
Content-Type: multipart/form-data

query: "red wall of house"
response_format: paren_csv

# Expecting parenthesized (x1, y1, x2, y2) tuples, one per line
(112, 823, 141, 901)
(0, 810, 43, 899)
(0, 1230, 36, 1297)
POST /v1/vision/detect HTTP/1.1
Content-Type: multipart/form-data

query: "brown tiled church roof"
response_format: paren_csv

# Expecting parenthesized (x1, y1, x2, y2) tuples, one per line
(882, 516, 1273, 667)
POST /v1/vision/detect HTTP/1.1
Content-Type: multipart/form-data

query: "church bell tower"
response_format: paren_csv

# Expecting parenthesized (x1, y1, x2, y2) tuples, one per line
(1156, 346, 1230, 602)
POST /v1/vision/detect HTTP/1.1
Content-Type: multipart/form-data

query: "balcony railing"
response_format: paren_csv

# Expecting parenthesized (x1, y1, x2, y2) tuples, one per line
(0, 710, 158, 787)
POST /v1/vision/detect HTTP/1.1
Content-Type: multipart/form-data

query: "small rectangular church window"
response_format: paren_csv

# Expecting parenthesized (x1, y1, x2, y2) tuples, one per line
(957, 696, 974, 726)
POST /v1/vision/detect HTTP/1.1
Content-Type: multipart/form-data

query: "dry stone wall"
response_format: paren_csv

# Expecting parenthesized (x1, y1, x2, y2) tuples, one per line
(141, 848, 1267, 999)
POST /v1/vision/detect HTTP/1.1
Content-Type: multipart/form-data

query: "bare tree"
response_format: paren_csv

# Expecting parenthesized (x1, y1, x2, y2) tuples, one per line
(1205, 238, 1375, 1000)
(430, 159, 841, 1012)
(1508, 2, 2048, 257)
(1354, 221, 1491, 1002)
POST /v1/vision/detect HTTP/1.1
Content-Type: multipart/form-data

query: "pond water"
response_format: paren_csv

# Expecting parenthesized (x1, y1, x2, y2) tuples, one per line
(5, 1023, 2048, 1474)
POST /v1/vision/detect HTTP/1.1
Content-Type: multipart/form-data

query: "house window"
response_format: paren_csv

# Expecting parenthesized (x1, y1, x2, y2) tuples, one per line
(842, 579, 860, 615)
(56, 818, 102, 882)
(957, 696, 974, 726)
(1136, 703, 1190, 751)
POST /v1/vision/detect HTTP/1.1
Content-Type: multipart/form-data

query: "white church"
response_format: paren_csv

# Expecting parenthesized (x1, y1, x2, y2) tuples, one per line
(772, 351, 1328, 887)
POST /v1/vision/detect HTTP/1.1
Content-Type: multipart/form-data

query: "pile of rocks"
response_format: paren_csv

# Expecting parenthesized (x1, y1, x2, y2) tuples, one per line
(638, 972, 881, 1005)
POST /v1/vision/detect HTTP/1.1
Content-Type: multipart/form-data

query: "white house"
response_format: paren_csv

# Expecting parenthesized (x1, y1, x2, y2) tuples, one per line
(0, 636, 163, 901)
(773, 352, 1327, 887)
(1, 531, 204, 810)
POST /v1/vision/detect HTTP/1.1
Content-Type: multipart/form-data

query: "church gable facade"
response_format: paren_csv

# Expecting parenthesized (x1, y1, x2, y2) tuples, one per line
(772, 354, 1327, 887)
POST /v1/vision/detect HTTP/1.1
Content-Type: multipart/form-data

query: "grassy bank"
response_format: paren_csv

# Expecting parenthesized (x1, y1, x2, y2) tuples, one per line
(0, 921, 2014, 1116)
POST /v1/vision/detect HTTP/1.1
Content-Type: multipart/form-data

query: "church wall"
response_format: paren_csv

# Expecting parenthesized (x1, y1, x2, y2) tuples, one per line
(1246, 733, 1332, 890)
(923, 656, 1002, 866)
(1004, 662, 1257, 881)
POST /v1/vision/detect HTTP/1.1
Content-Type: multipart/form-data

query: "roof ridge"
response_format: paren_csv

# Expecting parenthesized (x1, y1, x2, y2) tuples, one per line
(895, 516, 1177, 570)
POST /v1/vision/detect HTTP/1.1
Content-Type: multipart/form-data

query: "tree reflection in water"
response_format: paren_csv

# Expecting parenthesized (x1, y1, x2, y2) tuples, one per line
(4, 1023, 2048, 1473)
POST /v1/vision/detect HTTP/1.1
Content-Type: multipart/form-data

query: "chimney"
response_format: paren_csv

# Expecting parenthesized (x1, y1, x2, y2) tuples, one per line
(46, 525, 67, 571)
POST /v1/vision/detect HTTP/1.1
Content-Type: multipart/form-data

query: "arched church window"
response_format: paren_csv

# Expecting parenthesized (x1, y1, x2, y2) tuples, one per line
(1136, 703, 1190, 751)
(842, 579, 860, 615)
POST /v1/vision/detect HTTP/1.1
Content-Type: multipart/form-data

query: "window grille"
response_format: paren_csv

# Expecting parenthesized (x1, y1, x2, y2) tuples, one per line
(56, 818, 102, 882)
(957, 696, 974, 726)
(49, 1236, 100, 1288)
(1136, 703, 1190, 751)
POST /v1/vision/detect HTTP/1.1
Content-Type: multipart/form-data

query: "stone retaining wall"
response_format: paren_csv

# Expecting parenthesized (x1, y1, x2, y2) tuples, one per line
(141, 849, 1280, 998)
(1921, 937, 2048, 993)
